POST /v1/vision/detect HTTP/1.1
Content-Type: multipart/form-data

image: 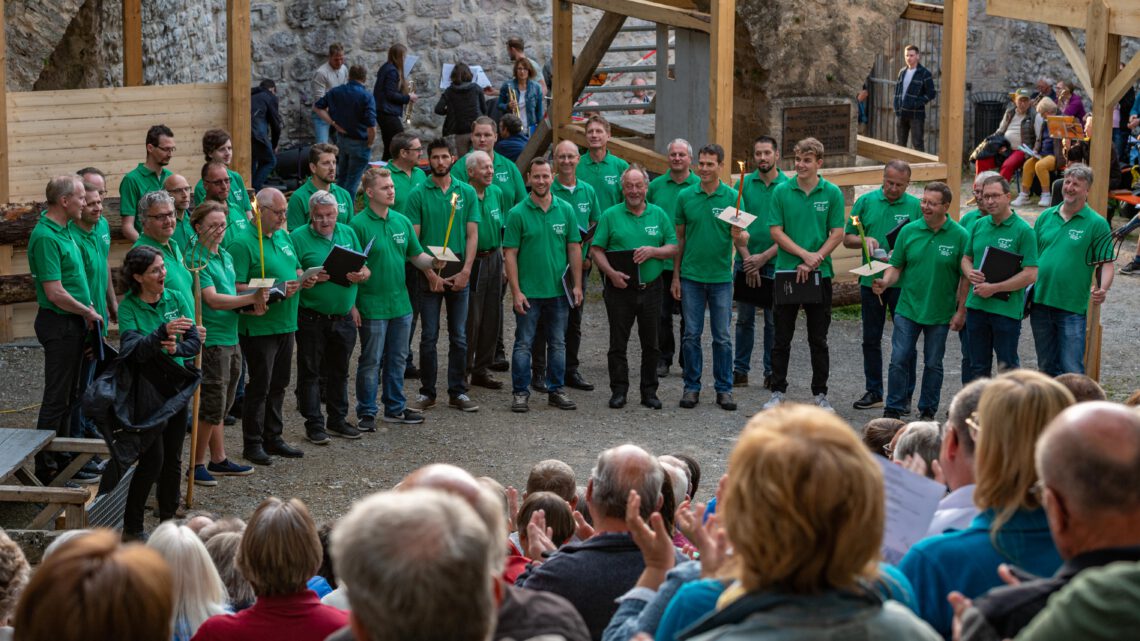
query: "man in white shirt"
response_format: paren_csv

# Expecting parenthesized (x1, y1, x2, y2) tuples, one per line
(926, 378, 988, 536)
(311, 43, 348, 143)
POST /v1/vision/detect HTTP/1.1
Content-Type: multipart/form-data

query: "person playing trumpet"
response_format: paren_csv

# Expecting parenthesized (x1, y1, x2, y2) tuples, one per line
(497, 58, 543, 135)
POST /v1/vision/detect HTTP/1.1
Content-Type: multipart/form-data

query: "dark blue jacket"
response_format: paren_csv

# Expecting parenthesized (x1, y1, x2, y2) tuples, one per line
(494, 133, 530, 162)
(372, 62, 408, 118)
(251, 86, 282, 150)
(893, 63, 937, 117)
(316, 80, 377, 141)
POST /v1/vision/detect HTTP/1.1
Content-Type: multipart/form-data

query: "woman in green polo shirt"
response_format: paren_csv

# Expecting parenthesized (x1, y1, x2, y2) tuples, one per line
(117, 245, 201, 539)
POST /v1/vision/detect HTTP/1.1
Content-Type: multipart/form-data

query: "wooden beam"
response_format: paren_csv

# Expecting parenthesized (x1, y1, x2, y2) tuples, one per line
(45, 438, 111, 454)
(1085, 0, 1111, 89)
(0, 246, 11, 342)
(517, 120, 552, 170)
(551, 0, 574, 151)
(902, 1, 945, 24)
(560, 124, 669, 174)
(0, 0, 8, 205)
(227, 0, 252, 183)
(939, 0, 968, 199)
(820, 162, 948, 187)
(988, 0, 1140, 39)
(708, 0, 734, 178)
(1086, 0, 1118, 220)
(122, 0, 143, 87)
(1049, 26, 1093, 97)
(857, 135, 940, 164)
(1107, 51, 1140, 106)
(570, 13, 628, 103)
(572, 0, 711, 32)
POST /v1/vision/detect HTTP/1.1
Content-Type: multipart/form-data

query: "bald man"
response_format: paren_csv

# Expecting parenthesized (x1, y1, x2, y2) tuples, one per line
(953, 402, 1140, 641)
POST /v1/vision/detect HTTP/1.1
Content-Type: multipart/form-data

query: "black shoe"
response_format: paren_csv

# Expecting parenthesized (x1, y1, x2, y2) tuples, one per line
(223, 413, 238, 426)
(306, 430, 331, 445)
(609, 393, 627, 409)
(511, 393, 530, 413)
(470, 373, 504, 390)
(329, 423, 362, 439)
(733, 371, 749, 387)
(853, 392, 884, 410)
(566, 371, 595, 391)
(548, 391, 577, 410)
(919, 411, 937, 421)
(382, 409, 426, 424)
(490, 358, 510, 372)
(531, 380, 549, 394)
(657, 363, 669, 378)
(358, 416, 377, 432)
(882, 409, 902, 420)
(763, 374, 774, 390)
(716, 392, 737, 411)
(243, 446, 273, 466)
(680, 391, 699, 409)
(265, 441, 304, 458)
(641, 396, 662, 410)
(72, 469, 101, 485)
(405, 365, 421, 379)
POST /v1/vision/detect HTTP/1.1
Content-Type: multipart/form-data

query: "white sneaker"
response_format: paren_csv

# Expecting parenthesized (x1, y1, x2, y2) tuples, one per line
(762, 391, 785, 410)
(1037, 194, 1052, 208)
(409, 394, 437, 411)
(815, 393, 835, 412)
(1011, 192, 1031, 207)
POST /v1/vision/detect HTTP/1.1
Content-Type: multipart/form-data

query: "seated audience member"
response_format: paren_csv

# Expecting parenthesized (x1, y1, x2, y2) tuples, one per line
(183, 511, 219, 535)
(517, 491, 576, 555)
(40, 529, 93, 560)
(1015, 560, 1140, 640)
(1013, 97, 1061, 208)
(197, 517, 246, 543)
(526, 459, 579, 507)
(899, 370, 1073, 638)
(893, 421, 941, 479)
(672, 453, 701, 500)
(147, 523, 229, 641)
(0, 530, 29, 640)
(476, 475, 528, 584)
(191, 498, 347, 641)
(521, 444, 673, 640)
(926, 379, 989, 536)
(307, 523, 337, 599)
(204, 533, 255, 612)
(862, 417, 906, 458)
(676, 405, 940, 640)
(332, 488, 496, 641)
(1054, 372, 1106, 403)
(494, 114, 529, 162)
(952, 401, 1140, 640)
(14, 529, 174, 641)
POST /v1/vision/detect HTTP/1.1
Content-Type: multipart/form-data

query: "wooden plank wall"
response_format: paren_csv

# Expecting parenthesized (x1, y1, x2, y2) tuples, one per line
(6, 83, 229, 203)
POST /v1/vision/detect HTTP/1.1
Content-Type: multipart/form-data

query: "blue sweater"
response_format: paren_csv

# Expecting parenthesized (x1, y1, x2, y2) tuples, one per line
(897, 508, 1061, 639)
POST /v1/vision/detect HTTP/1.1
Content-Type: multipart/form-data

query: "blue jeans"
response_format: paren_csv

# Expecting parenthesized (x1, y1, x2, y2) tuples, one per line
(356, 314, 412, 418)
(861, 285, 904, 397)
(1030, 304, 1087, 376)
(886, 314, 950, 416)
(512, 296, 569, 394)
(336, 137, 372, 200)
(252, 141, 276, 190)
(311, 111, 331, 143)
(419, 287, 470, 399)
(964, 308, 1022, 382)
(680, 278, 733, 394)
(733, 263, 773, 378)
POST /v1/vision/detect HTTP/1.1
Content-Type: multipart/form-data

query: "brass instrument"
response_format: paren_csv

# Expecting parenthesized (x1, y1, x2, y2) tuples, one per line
(403, 78, 415, 125)
(508, 85, 521, 118)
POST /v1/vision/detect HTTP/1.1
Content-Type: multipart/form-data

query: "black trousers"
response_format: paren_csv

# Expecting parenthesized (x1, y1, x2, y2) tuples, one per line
(658, 270, 684, 368)
(603, 278, 661, 398)
(378, 114, 405, 161)
(534, 268, 588, 378)
(239, 332, 294, 447)
(123, 406, 187, 535)
(770, 278, 833, 395)
(467, 251, 504, 377)
(296, 310, 356, 434)
(405, 263, 420, 372)
(33, 309, 87, 479)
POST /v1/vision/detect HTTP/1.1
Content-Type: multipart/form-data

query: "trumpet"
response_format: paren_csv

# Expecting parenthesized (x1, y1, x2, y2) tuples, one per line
(404, 79, 415, 125)
(508, 85, 521, 118)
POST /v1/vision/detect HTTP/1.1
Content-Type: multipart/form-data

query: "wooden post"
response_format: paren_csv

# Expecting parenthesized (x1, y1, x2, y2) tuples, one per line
(551, 0, 574, 149)
(708, 0, 734, 178)
(0, 0, 8, 205)
(227, 0, 252, 183)
(1084, 0, 1117, 217)
(123, 0, 143, 87)
(939, 0, 967, 205)
(0, 246, 12, 343)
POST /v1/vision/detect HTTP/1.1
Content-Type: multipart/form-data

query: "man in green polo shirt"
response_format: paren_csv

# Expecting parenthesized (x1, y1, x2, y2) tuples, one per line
(352, 167, 445, 429)
(843, 160, 922, 411)
(955, 170, 999, 386)
(202, 161, 251, 249)
(230, 188, 319, 465)
(385, 132, 429, 380)
(462, 151, 508, 391)
(962, 174, 1038, 381)
(591, 164, 677, 410)
(29, 175, 101, 482)
(1030, 164, 1112, 376)
(577, 115, 629, 213)
(133, 190, 194, 305)
(291, 190, 371, 444)
(733, 135, 787, 391)
(119, 124, 175, 242)
(764, 137, 845, 412)
(673, 143, 747, 411)
(165, 173, 197, 252)
(504, 158, 583, 413)
(451, 116, 528, 208)
(405, 138, 481, 413)
(648, 138, 698, 377)
(286, 143, 354, 230)
(872, 182, 969, 420)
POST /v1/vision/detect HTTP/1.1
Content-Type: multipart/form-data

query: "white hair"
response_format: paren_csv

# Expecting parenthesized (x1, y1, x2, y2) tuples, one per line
(667, 138, 693, 158)
(148, 522, 228, 636)
(658, 455, 690, 503)
(466, 150, 492, 172)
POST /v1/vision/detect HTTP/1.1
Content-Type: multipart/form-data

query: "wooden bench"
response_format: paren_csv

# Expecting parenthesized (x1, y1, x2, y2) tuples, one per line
(0, 428, 114, 530)
(1110, 190, 1140, 207)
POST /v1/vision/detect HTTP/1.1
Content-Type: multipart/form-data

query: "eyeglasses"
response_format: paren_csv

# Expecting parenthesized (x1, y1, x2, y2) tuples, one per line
(964, 412, 981, 439)
(263, 207, 287, 216)
(153, 145, 177, 153)
(407, 147, 423, 154)
(882, 443, 895, 457)
(205, 178, 231, 185)
(1029, 479, 1046, 502)
(150, 213, 175, 221)
(168, 186, 192, 194)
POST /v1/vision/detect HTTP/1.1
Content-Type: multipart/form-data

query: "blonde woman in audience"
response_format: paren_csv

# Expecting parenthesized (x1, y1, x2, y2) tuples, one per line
(148, 522, 229, 641)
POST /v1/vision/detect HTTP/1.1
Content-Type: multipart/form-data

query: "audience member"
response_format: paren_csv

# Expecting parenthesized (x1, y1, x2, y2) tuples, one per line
(0, 530, 29, 640)
(893, 421, 941, 479)
(434, 62, 485, 155)
(926, 378, 988, 536)
(526, 459, 579, 506)
(1054, 372, 1107, 402)
(518, 491, 577, 553)
(494, 114, 529, 162)
(203, 533, 255, 612)
(1015, 560, 1140, 640)
(672, 453, 701, 500)
(863, 417, 906, 457)
(147, 523, 229, 641)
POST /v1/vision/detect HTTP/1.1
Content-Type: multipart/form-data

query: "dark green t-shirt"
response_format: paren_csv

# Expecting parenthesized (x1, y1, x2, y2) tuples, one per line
(843, 188, 922, 287)
(350, 208, 425, 320)
(69, 217, 111, 332)
(286, 178, 355, 231)
(965, 212, 1039, 319)
(1032, 204, 1111, 315)
(229, 226, 302, 336)
(769, 176, 846, 279)
(405, 178, 481, 259)
(503, 197, 582, 299)
(592, 202, 677, 284)
(890, 217, 970, 326)
(675, 182, 737, 284)
(290, 223, 361, 316)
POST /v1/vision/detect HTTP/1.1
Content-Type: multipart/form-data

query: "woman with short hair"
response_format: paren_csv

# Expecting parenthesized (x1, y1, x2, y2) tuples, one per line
(193, 129, 252, 215)
(147, 522, 228, 641)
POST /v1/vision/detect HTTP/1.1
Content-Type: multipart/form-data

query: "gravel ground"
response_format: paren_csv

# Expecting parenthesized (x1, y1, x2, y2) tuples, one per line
(2, 200, 1138, 529)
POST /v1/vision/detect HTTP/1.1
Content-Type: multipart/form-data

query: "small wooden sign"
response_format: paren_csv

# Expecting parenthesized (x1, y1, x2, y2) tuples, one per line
(782, 105, 852, 156)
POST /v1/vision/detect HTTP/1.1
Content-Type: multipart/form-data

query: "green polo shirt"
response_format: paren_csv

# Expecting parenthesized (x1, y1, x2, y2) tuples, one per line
(452, 151, 528, 207)
(843, 188, 922, 286)
(405, 178, 481, 259)
(675, 181, 737, 284)
(120, 164, 173, 232)
(593, 202, 677, 284)
(197, 247, 241, 347)
(965, 212, 1039, 319)
(222, 201, 252, 250)
(551, 179, 601, 260)
(577, 151, 629, 213)
(193, 168, 252, 212)
(230, 226, 301, 336)
(503, 196, 581, 299)
(134, 234, 193, 305)
(1033, 203, 1110, 315)
(290, 223, 361, 316)
(69, 218, 111, 332)
(474, 184, 506, 252)
(958, 208, 984, 233)
(360, 163, 428, 214)
(736, 169, 789, 258)
(117, 288, 196, 365)
(28, 215, 92, 314)
(350, 207, 424, 320)
(648, 171, 699, 226)
(769, 176, 846, 279)
(890, 217, 970, 325)
(172, 211, 197, 254)
(286, 178, 354, 231)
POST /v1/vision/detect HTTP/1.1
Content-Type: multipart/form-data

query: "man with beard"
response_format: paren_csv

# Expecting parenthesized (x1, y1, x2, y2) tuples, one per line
(165, 173, 197, 252)
(119, 124, 175, 242)
(286, 143, 354, 230)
